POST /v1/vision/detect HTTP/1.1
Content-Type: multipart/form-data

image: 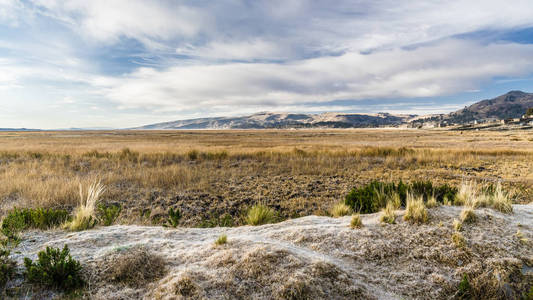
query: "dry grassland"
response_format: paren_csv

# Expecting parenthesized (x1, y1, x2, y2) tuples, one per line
(0, 129, 532, 226)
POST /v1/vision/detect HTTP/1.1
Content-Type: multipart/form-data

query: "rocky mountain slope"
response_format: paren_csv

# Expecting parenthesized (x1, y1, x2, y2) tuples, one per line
(446, 91, 533, 123)
(133, 112, 415, 129)
(7, 204, 533, 299)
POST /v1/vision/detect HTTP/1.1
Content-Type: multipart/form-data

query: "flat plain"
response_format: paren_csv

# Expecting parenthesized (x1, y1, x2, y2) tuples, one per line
(1, 129, 532, 226)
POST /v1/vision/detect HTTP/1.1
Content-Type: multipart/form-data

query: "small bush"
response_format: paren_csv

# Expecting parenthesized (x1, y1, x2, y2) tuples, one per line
(345, 181, 408, 213)
(65, 180, 105, 231)
(198, 213, 233, 228)
(1, 208, 70, 239)
(379, 202, 396, 224)
(524, 285, 533, 300)
(403, 194, 429, 224)
(97, 204, 121, 226)
(345, 180, 457, 213)
(246, 204, 276, 226)
(452, 231, 466, 248)
(330, 202, 352, 217)
(165, 208, 181, 228)
(215, 234, 227, 246)
(460, 207, 476, 224)
(24, 245, 84, 291)
(350, 214, 362, 229)
(0, 248, 16, 288)
(457, 274, 472, 299)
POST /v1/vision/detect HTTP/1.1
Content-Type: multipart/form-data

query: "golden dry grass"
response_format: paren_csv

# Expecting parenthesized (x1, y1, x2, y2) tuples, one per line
(403, 194, 429, 224)
(330, 203, 352, 217)
(0, 129, 531, 225)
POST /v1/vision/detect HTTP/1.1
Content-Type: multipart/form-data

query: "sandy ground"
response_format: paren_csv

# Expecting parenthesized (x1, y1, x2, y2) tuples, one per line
(7, 204, 533, 299)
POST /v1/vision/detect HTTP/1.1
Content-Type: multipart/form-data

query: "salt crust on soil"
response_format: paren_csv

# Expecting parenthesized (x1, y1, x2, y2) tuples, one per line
(10, 204, 533, 299)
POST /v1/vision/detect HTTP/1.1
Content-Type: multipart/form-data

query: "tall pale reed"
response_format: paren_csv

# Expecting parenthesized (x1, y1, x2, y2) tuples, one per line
(65, 180, 106, 231)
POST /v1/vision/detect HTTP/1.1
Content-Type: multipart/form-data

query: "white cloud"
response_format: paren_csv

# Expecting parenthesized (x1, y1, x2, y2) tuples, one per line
(93, 39, 533, 114)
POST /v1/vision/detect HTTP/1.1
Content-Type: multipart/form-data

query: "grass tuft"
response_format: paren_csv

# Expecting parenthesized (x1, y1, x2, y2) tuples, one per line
(426, 195, 439, 208)
(349, 214, 362, 229)
(215, 234, 228, 246)
(330, 202, 352, 218)
(452, 231, 466, 248)
(64, 180, 105, 231)
(453, 218, 463, 231)
(455, 181, 476, 206)
(491, 182, 513, 214)
(460, 207, 476, 224)
(403, 194, 429, 224)
(246, 204, 276, 226)
(379, 202, 396, 224)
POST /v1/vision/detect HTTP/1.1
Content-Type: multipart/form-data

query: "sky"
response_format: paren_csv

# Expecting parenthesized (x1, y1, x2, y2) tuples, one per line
(2, 1, 533, 128)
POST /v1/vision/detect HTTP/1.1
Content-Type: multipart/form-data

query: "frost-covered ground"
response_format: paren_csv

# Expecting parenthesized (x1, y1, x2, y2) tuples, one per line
(9, 204, 533, 299)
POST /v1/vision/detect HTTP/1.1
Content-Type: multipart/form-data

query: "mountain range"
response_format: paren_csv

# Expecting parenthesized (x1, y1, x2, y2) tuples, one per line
(134, 91, 533, 129)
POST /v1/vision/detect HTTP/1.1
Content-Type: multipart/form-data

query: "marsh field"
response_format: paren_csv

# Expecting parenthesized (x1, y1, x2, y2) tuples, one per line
(1, 129, 533, 226)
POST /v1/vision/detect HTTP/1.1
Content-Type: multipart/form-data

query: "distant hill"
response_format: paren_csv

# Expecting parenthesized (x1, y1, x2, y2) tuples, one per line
(446, 91, 533, 123)
(133, 112, 416, 129)
(0, 128, 41, 131)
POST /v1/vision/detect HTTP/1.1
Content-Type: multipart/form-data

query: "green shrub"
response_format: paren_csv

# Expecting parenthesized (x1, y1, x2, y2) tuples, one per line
(24, 245, 84, 291)
(457, 274, 472, 299)
(97, 204, 121, 226)
(246, 204, 276, 226)
(165, 208, 181, 228)
(345, 181, 458, 213)
(345, 181, 408, 213)
(215, 234, 227, 246)
(524, 285, 533, 300)
(198, 213, 234, 228)
(0, 248, 16, 288)
(1, 208, 70, 239)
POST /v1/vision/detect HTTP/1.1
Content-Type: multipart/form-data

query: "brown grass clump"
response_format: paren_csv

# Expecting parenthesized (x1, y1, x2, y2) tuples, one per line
(460, 207, 476, 224)
(379, 202, 396, 224)
(330, 202, 352, 218)
(174, 275, 200, 297)
(106, 247, 167, 287)
(403, 194, 429, 224)
(349, 214, 362, 229)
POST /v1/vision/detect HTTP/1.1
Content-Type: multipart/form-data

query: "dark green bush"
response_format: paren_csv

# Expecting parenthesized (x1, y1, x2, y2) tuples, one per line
(345, 181, 458, 213)
(1, 208, 70, 239)
(0, 248, 16, 288)
(24, 245, 84, 291)
(198, 213, 234, 228)
(97, 204, 121, 226)
(344, 181, 408, 213)
(164, 208, 181, 228)
(457, 274, 472, 299)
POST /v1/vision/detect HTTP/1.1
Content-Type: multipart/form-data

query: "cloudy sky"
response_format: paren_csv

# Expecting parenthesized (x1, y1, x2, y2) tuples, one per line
(1, 0, 533, 128)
